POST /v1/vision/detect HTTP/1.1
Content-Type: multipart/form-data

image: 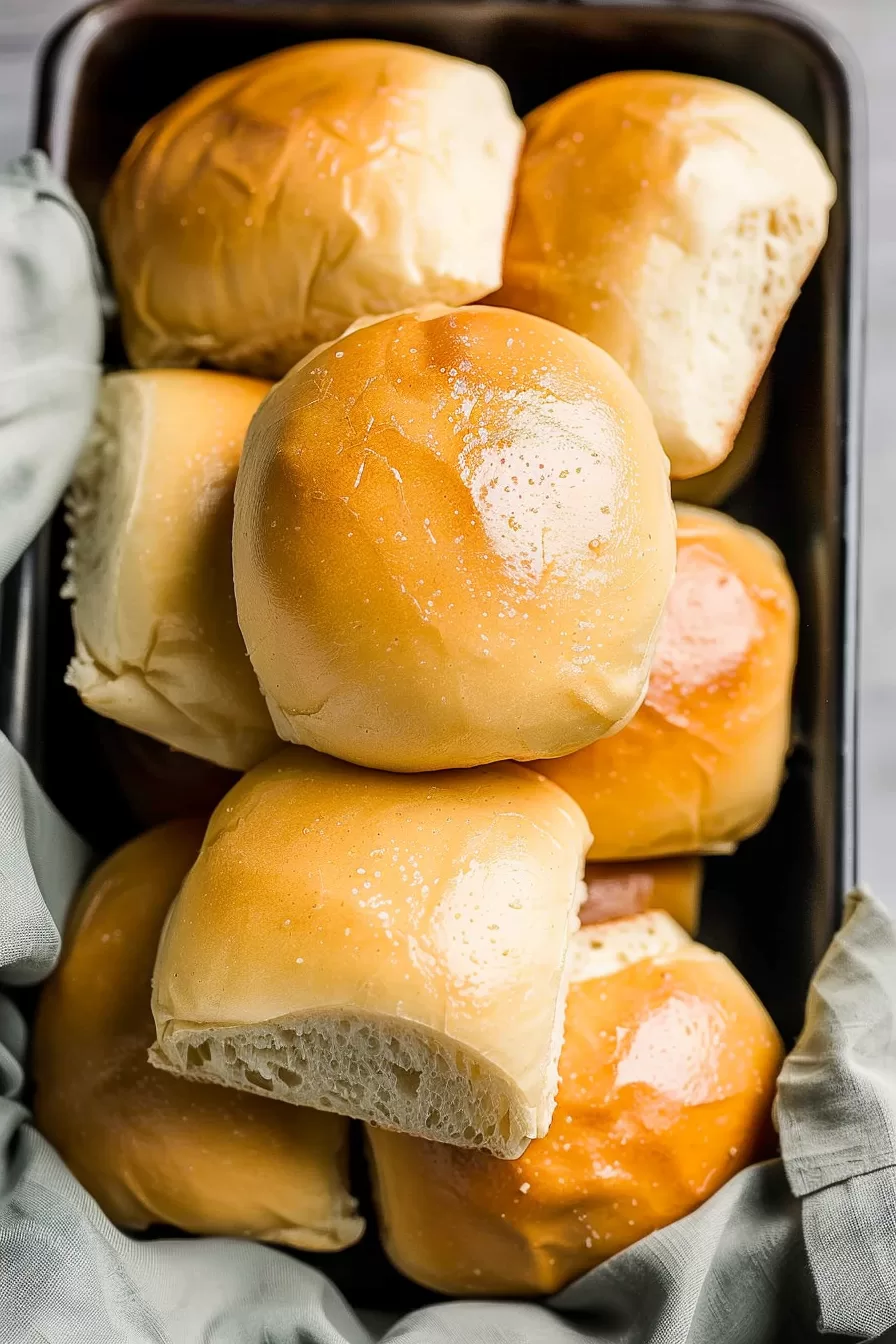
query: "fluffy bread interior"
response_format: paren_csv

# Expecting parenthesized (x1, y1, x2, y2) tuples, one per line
(150, 1012, 539, 1159)
(636, 201, 827, 478)
(570, 909, 692, 983)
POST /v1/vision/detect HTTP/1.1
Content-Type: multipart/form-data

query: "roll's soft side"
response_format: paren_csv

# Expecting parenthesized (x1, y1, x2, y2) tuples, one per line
(150, 747, 591, 1158)
(495, 71, 835, 478)
(64, 369, 278, 770)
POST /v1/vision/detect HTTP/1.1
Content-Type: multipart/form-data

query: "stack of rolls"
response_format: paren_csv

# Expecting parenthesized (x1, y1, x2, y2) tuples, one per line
(41, 35, 834, 1296)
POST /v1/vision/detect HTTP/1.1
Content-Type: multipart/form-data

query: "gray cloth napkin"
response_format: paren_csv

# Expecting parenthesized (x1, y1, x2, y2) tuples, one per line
(1, 152, 894, 1344)
(0, 152, 102, 587)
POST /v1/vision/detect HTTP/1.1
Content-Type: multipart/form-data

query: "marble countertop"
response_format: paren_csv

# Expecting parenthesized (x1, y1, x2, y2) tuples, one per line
(1, 0, 893, 906)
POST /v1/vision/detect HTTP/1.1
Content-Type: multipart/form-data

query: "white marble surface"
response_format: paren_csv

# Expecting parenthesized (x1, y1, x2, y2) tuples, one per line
(1, 0, 893, 904)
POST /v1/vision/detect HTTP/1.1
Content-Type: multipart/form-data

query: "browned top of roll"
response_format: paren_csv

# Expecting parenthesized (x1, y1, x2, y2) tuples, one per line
(232, 304, 675, 771)
(537, 505, 798, 860)
(102, 40, 523, 376)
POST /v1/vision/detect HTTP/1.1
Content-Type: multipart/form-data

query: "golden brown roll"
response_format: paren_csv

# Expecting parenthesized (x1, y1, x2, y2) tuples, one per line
(495, 72, 835, 478)
(366, 912, 783, 1297)
(580, 857, 703, 934)
(64, 369, 279, 771)
(672, 373, 770, 507)
(102, 40, 523, 376)
(232, 304, 676, 772)
(33, 821, 363, 1250)
(537, 505, 798, 860)
(150, 747, 591, 1159)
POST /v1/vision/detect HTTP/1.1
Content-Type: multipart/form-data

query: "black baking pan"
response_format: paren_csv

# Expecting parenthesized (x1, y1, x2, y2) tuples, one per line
(0, 0, 864, 1314)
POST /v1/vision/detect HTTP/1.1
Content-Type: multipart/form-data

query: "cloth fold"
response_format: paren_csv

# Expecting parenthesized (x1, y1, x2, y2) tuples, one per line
(777, 891, 896, 1336)
(1, 151, 894, 1344)
(0, 151, 102, 587)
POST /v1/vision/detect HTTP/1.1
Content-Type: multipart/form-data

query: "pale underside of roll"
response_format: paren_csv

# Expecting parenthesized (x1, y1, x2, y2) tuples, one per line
(64, 368, 279, 771)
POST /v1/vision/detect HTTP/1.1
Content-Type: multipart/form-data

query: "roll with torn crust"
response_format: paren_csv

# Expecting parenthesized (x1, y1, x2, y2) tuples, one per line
(537, 505, 798, 860)
(232, 304, 676, 772)
(366, 912, 782, 1297)
(102, 40, 523, 376)
(33, 821, 362, 1250)
(495, 71, 835, 478)
(150, 747, 591, 1159)
(64, 369, 279, 771)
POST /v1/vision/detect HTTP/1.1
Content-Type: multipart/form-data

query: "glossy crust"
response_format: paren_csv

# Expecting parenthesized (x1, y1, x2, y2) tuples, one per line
(150, 747, 591, 1155)
(367, 916, 783, 1297)
(64, 369, 279, 770)
(233, 304, 676, 771)
(495, 72, 835, 478)
(580, 857, 703, 934)
(537, 505, 798, 860)
(102, 40, 522, 376)
(32, 821, 363, 1250)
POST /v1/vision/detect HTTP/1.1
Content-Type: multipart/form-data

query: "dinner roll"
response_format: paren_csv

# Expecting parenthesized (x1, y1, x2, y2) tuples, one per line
(150, 747, 590, 1158)
(537, 505, 798, 859)
(102, 40, 522, 376)
(33, 820, 362, 1250)
(495, 71, 835, 478)
(64, 369, 279, 771)
(233, 304, 675, 772)
(367, 912, 782, 1296)
(672, 373, 770, 507)
(580, 857, 703, 934)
